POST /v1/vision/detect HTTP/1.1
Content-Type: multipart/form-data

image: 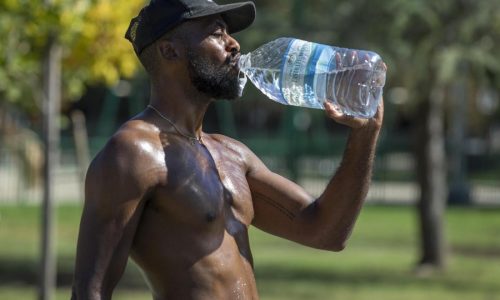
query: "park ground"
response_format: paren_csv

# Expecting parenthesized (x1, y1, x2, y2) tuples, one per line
(0, 204, 499, 300)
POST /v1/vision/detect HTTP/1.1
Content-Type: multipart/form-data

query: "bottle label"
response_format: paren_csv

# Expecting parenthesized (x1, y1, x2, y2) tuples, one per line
(280, 39, 335, 108)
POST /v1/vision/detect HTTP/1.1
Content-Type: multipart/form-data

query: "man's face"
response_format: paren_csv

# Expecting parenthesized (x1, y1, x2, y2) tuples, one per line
(183, 17, 242, 100)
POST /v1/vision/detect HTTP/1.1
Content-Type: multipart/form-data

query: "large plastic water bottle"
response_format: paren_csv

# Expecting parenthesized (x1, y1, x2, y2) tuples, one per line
(238, 38, 387, 118)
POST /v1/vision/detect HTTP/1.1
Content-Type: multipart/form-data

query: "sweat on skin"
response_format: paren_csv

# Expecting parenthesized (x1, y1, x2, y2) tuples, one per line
(71, 1, 384, 299)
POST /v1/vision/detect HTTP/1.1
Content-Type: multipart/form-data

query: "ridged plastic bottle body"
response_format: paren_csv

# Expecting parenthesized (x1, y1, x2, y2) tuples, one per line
(239, 38, 386, 118)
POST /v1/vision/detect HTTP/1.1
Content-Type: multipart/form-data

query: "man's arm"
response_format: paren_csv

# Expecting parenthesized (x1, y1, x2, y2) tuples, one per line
(72, 131, 161, 300)
(248, 101, 383, 251)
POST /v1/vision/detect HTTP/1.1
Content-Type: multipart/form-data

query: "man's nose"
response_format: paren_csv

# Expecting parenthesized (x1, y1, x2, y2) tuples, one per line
(225, 35, 240, 54)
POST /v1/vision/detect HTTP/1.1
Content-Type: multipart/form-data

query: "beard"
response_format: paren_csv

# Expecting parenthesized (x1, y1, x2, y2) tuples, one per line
(186, 49, 242, 100)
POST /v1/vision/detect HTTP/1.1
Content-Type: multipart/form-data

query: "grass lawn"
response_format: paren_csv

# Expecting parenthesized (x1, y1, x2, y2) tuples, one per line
(0, 204, 499, 300)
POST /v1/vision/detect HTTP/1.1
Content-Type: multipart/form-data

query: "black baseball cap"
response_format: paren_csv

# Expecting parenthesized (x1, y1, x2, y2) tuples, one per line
(125, 0, 256, 55)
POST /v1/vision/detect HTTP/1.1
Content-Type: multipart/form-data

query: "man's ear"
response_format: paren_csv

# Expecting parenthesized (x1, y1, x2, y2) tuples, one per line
(157, 39, 180, 60)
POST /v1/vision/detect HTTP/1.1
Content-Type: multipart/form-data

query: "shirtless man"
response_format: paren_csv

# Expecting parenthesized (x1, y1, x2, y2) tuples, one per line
(71, 0, 384, 299)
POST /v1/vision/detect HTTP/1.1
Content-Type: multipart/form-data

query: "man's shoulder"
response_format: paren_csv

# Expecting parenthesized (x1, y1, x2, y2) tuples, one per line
(207, 133, 250, 152)
(84, 119, 162, 210)
(205, 133, 259, 168)
(90, 119, 164, 177)
(105, 119, 158, 155)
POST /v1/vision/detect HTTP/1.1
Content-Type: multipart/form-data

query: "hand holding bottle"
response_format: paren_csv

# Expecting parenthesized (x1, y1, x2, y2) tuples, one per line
(324, 99, 384, 131)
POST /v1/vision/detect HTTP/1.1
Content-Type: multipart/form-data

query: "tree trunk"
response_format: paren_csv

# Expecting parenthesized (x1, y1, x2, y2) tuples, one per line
(415, 87, 447, 270)
(40, 33, 61, 300)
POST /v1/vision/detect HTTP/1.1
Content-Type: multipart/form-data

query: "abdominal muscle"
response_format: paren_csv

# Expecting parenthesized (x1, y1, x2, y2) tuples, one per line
(129, 204, 259, 300)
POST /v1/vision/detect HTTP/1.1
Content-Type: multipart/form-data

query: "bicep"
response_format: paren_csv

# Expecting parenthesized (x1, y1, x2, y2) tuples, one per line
(73, 152, 151, 298)
(247, 154, 319, 245)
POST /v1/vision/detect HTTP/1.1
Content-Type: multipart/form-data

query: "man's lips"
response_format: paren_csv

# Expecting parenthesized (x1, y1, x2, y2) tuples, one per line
(229, 53, 241, 68)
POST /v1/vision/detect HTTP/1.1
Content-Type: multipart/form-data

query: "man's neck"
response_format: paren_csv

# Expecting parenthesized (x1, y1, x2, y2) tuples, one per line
(149, 79, 212, 139)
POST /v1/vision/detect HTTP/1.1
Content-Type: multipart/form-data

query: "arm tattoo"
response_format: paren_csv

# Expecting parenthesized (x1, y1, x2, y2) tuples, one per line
(254, 191, 296, 220)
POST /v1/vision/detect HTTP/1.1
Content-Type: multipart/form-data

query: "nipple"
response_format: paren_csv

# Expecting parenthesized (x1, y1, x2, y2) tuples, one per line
(205, 212, 217, 223)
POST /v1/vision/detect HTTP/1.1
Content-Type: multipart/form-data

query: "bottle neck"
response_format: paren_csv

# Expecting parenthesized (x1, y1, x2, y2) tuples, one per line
(238, 53, 252, 71)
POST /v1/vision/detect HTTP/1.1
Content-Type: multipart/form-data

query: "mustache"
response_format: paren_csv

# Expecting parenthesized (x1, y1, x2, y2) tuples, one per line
(226, 53, 241, 67)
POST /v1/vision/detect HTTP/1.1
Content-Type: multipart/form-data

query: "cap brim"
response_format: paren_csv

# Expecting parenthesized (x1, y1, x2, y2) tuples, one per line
(186, 2, 256, 34)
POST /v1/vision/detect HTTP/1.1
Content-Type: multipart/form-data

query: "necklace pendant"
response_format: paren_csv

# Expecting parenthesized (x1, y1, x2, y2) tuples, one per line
(191, 139, 196, 146)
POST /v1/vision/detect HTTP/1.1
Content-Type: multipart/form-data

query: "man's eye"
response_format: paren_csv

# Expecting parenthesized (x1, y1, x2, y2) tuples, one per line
(212, 32, 224, 38)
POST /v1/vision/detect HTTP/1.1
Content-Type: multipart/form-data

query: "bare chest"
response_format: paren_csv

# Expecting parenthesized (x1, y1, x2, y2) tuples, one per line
(151, 139, 253, 228)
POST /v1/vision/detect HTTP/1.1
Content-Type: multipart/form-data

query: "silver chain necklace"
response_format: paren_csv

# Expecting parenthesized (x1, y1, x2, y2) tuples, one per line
(147, 105, 202, 145)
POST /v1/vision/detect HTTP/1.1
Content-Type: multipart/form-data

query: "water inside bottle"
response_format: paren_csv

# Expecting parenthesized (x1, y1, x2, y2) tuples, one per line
(240, 60, 385, 117)
(326, 61, 386, 118)
(238, 39, 386, 118)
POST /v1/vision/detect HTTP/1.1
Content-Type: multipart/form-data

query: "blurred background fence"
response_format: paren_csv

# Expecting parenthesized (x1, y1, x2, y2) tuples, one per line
(1, 97, 499, 206)
(1, 0, 499, 208)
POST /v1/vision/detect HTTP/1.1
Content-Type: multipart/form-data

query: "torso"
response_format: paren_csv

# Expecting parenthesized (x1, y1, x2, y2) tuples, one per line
(128, 122, 258, 300)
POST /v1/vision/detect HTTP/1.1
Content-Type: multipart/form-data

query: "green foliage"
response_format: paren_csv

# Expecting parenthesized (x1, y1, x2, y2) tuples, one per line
(0, 0, 144, 113)
(2, 0, 499, 117)
(237, 0, 500, 98)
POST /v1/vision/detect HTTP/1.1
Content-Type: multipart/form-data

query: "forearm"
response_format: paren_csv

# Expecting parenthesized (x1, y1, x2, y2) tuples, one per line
(72, 209, 136, 300)
(314, 125, 381, 249)
(71, 282, 106, 300)
(248, 103, 383, 250)
(72, 245, 114, 300)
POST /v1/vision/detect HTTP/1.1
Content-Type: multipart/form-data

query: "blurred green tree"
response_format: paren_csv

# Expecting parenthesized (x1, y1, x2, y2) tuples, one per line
(337, 0, 500, 270)
(0, 0, 143, 114)
(233, 0, 500, 270)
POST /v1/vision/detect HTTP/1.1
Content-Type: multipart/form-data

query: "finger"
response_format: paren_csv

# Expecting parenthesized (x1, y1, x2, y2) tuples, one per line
(349, 50, 358, 67)
(382, 62, 388, 72)
(375, 97, 385, 118)
(335, 52, 342, 69)
(324, 101, 343, 118)
(324, 102, 365, 127)
(324, 102, 352, 122)
(363, 53, 371, 66)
